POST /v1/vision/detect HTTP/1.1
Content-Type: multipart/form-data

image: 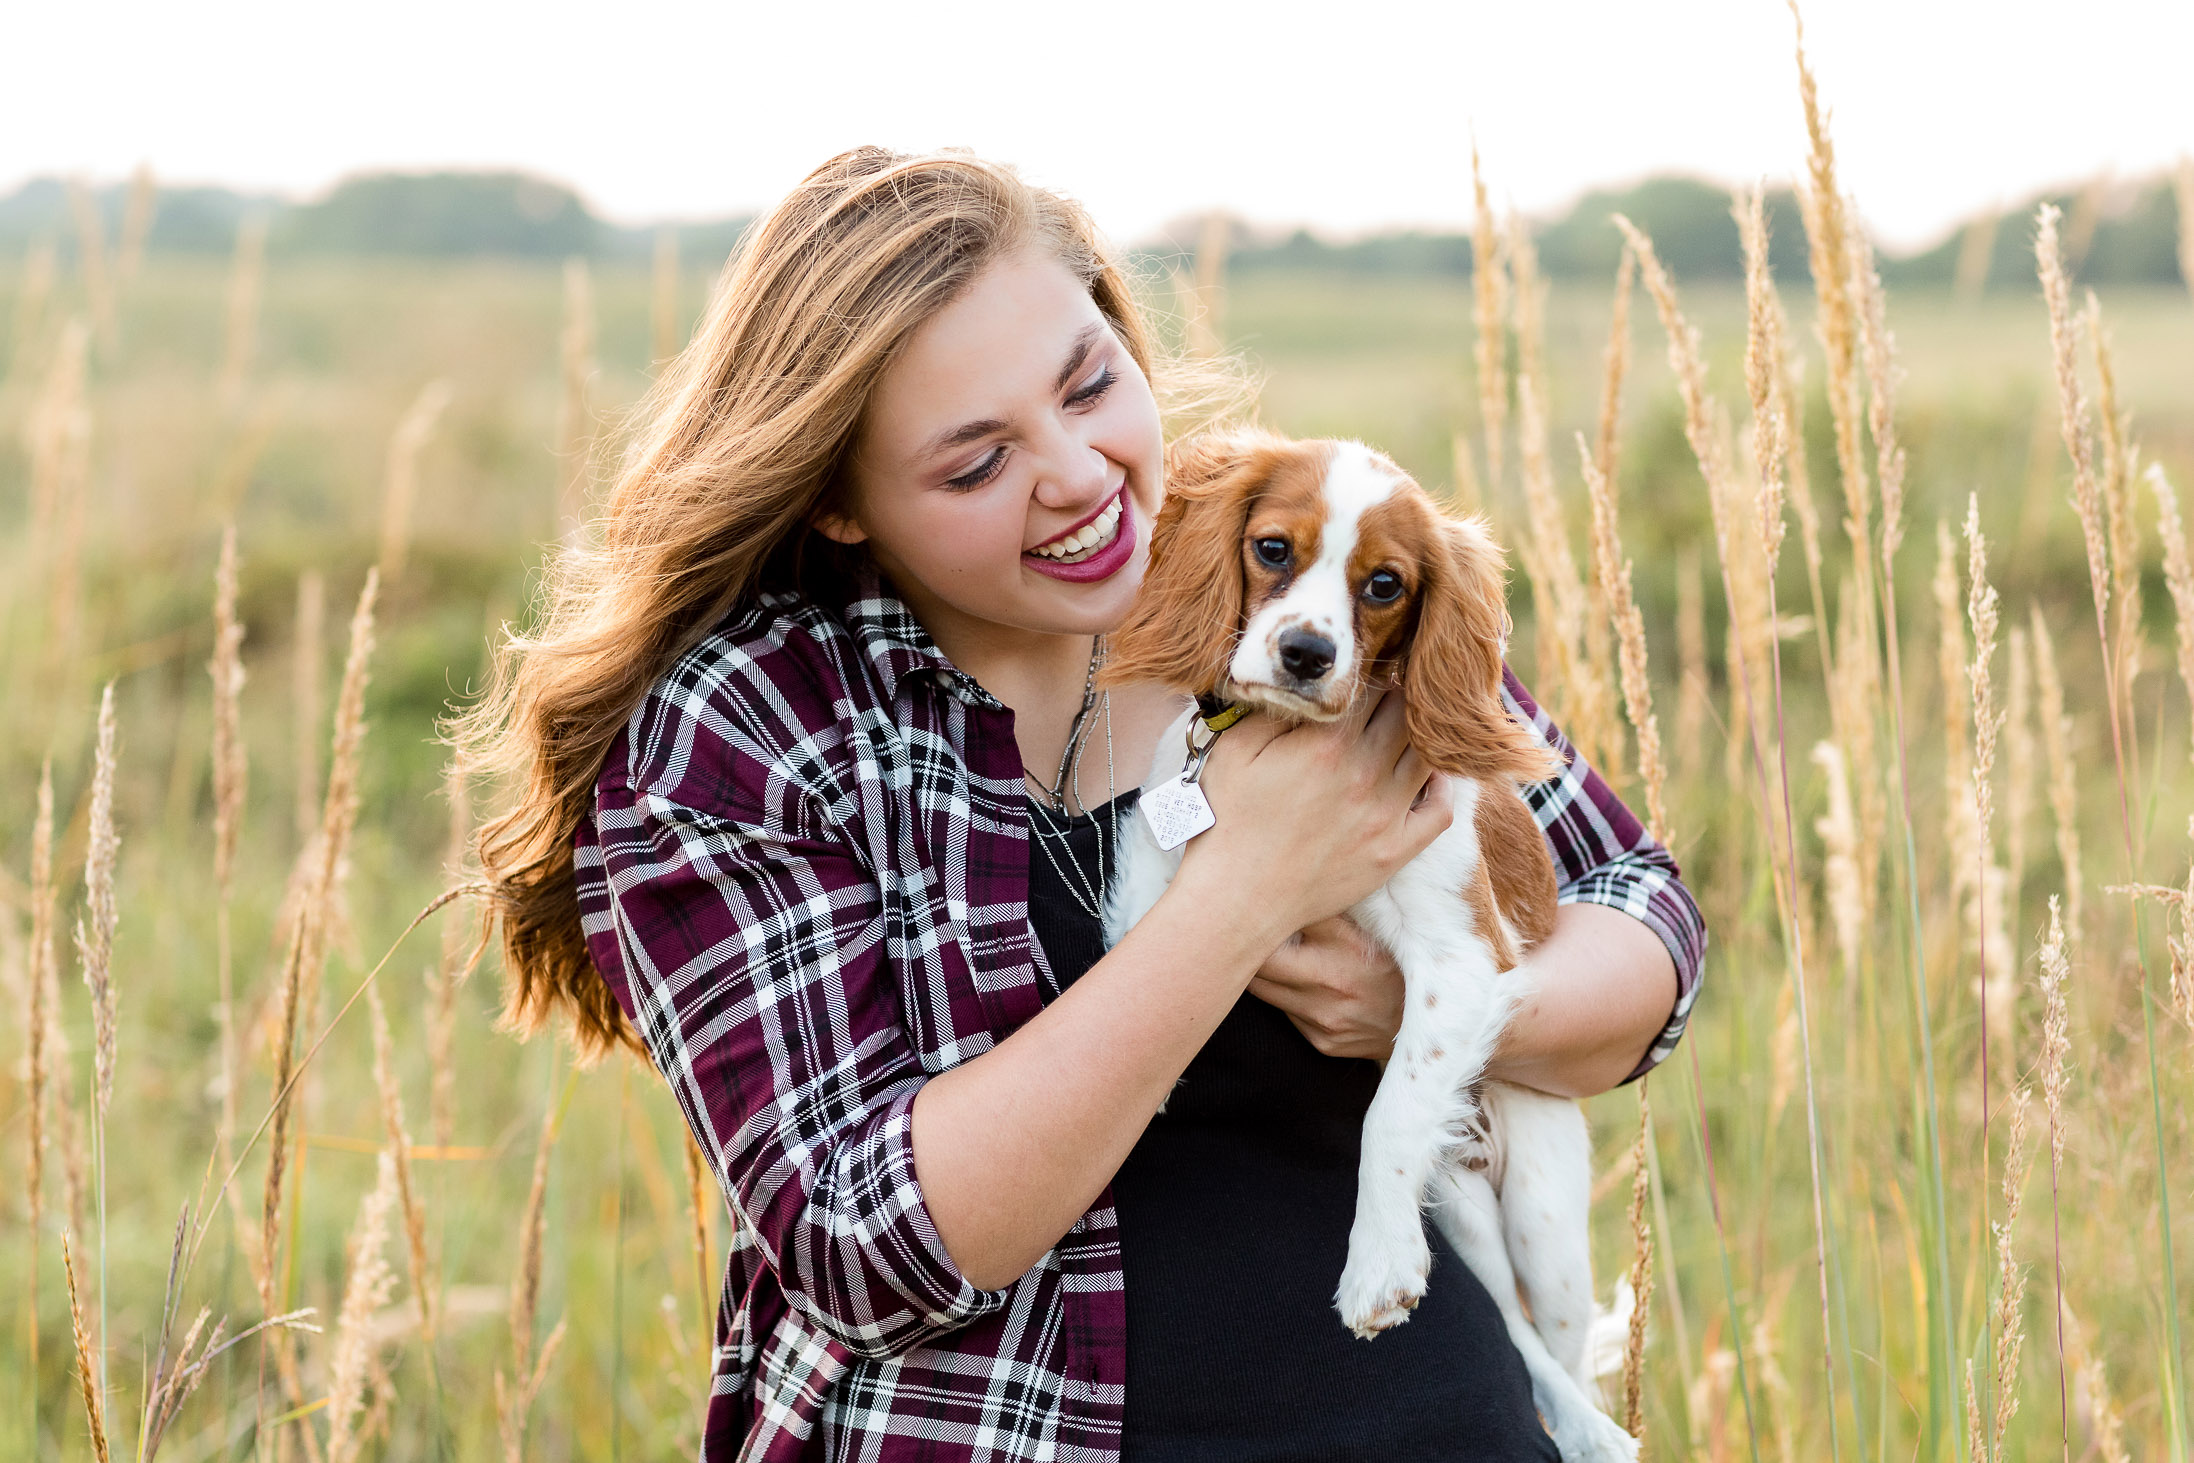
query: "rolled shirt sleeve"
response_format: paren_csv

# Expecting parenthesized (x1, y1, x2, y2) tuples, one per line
(594, 729, 1010, 1360)
(1503, 667, 1707, 1081)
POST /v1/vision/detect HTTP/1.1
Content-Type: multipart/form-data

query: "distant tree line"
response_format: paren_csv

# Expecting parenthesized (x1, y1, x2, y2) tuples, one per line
(1194, 172, 2189, 289)
(0, 171, 748, 266)
(0, 167, 2184, 288)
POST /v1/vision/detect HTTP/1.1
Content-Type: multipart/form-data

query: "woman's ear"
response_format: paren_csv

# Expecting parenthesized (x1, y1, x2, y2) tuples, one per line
(1402, 515, 1564, 783)
(810, 508, 869, 546)
(1100, 429, 1272, 695)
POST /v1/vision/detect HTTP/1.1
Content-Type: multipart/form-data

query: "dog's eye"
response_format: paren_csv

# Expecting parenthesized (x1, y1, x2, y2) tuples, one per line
(1363, 570, 1404, 604)
(1252, 538, 1292, 568)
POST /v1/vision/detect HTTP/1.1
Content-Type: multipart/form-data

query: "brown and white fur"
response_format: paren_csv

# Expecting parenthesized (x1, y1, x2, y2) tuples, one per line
(1099, 430, 1636, 1463)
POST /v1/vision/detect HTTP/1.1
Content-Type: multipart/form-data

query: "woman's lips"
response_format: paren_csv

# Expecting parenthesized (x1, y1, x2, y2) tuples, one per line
(1029, 485, 1124, 555)
(1024, 493, 1137, 584)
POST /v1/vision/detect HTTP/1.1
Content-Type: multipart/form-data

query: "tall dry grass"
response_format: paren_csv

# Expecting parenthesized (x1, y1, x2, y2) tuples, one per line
(374, 380, 454, 585)
(4, 18, 2192, 1461)
(1472, 146, 1508, 495)
(555, 258, 595, 544)
(651, 227, 681, 366)
(218, 216, 268, 409)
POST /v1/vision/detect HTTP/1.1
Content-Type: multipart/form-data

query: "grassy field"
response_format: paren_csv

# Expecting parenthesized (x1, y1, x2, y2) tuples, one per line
(2, 174, 2192, 1463)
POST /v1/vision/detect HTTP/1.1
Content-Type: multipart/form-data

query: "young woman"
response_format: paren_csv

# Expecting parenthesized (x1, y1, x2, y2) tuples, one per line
(462, 148, 1704, 1462)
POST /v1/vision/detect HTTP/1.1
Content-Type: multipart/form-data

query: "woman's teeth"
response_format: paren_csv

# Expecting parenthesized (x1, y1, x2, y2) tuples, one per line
(1029, 495, 1124, 561)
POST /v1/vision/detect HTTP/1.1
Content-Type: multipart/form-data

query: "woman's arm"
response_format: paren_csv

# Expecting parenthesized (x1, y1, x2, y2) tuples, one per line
(601, 666, 1439, 1351)
(1484, 902, 1676, 1096)
(1246, 667, 1705, 1098)
(1248, 905, 1676, 1097)
(912, 855, 1304, 1290)
(914, 693, 1452, 1289)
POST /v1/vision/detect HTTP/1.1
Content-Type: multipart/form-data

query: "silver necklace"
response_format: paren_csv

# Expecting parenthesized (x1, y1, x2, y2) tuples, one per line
(1025, 636, 1115, 921)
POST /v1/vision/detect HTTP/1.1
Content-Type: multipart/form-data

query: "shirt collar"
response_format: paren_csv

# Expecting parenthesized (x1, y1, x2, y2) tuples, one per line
(840, 561, 1006, 712)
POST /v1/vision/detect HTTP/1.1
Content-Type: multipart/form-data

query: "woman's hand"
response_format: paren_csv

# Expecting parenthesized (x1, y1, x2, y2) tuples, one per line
(1250, 916, 1404, 1060)
(1173, 690, 1452, 955)
(915, 694, 1447, 1291)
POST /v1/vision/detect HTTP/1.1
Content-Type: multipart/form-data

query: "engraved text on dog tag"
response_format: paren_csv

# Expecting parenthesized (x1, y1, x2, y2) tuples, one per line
(1140, 773, 1217, 851)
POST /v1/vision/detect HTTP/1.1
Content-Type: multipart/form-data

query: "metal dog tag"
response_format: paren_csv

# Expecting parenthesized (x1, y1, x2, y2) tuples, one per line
(1140, 772, 1216, 851)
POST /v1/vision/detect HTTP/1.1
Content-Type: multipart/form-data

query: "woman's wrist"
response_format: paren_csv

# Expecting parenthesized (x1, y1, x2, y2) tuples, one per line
(1165, 845, 1302, 976)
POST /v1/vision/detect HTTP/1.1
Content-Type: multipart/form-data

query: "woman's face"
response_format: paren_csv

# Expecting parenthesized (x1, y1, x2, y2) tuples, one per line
(830, 248, 1166, 661)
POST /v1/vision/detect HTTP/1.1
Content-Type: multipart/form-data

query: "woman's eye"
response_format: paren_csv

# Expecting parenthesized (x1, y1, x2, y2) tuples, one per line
(946, 447, 1007, 491)
(1363, 570, 1403, 603)
(1253, 538, 1291, 568)
(1067, 365, 1116, 407)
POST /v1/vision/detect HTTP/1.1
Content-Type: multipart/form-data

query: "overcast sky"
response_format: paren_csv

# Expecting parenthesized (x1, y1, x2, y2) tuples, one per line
(11, 0, 2191, 250)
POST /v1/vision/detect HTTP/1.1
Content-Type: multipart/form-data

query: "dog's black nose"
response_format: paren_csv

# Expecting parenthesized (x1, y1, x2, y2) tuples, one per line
(1277, 629, 1336, 682)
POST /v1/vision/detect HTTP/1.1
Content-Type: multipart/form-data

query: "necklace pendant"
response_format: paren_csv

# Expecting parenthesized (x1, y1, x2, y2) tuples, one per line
(1140, 771, 1216, 851)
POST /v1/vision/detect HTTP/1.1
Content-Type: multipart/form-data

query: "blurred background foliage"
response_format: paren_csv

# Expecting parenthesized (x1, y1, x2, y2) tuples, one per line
(0, 152, 2190, 1461)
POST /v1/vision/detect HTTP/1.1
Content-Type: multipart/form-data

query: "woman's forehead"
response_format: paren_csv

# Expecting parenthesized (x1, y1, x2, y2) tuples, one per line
(866, 251, 1107, 456)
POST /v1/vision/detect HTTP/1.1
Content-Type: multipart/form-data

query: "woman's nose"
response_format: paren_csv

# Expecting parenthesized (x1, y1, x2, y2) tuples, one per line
(1030, 421, 1112, 511)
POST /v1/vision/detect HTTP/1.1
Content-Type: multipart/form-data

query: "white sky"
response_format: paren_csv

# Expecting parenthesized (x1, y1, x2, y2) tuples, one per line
(10, 0, 2192, 250)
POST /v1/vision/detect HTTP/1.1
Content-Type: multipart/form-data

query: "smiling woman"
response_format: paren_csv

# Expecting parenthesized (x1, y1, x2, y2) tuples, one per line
(451, 145, 1701, 1463)
(815, 257, 1165, 672)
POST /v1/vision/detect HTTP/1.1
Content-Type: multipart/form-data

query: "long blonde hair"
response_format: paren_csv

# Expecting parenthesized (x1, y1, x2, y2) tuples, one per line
(454, 146, 1229, 1056)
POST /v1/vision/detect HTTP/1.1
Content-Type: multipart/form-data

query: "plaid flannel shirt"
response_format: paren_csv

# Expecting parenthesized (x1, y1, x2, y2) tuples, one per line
(574, 565, 1705, 1463)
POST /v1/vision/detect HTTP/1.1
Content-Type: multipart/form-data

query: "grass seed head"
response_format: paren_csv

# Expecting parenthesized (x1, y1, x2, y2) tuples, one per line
(217, 214, 267, 405)
(1853, 228, 1908, 565)
(368, 981, 435, 1340)
(651, 225, 681, 364)
(1987, 1089, 2035, 1457)
(1471, 146, 1508, 492)
(63, 1231, 112, 1463)
(28, 760, 56, 1229)
(1509, 215, 1608, 767)
(75, 682, 121, 1116)
(1593, 243, 1635, 495)
(377, 377, 455, 583)
(2028, 604, 2084, 939)
(325, 1148, 400, 1463)
(2004, 626, 2035, 884)
(1965, 499, 2013, 1023)
(1580, 432, 1667, 842)
(1936, 525, 1978, 891)
(2086, 297, 2143, 720)
(2036, 205, 2112, 657)
(2147, 461, 2194, 764)
(1789, 1, 1872, 589)
(2174, 155, 2194, 311)
(556, 256, 597, 542)
(1736, 184, 1789, 574)
(6, 237, 56, 387)
(210, 524, 248, 895)
(2038, 899, 2071, 1176)
(1812, 740, 1865, 983)
(1620, 1084, 1654, 1440)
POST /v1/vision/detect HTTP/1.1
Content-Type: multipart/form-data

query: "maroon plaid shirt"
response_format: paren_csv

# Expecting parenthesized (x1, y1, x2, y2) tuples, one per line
(574, 565, 1704, 1462)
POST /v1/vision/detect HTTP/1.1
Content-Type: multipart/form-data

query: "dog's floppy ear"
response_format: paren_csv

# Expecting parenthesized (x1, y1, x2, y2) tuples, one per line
(1101, 429, 1273, 695)
(1402, 514, 1564, 783)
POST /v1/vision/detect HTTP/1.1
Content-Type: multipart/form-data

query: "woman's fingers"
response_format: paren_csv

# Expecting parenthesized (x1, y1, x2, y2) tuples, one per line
(1256, 917, 1359, 991)
(1404, 771, 1454, 840)
(1389, 739, 1428, 792)
(1361, 687, 1411, 761)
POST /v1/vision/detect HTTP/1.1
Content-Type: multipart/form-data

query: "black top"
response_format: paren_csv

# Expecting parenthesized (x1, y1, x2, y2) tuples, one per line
(1027, 792, 1560, 1463)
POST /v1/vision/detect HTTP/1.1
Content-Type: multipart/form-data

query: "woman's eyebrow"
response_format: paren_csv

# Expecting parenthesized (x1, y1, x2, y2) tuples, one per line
(918, 322, 1109, 462)
(1051, 322, 1105, 392)
(923, 415, 1010, 459)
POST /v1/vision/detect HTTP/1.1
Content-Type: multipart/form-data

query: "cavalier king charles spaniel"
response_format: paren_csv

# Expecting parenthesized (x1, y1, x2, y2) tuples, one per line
(1100, 429, 1636, 1462)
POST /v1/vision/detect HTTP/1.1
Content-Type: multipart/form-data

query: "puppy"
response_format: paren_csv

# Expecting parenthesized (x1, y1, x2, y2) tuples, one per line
(1099, 429, 1637, 1463)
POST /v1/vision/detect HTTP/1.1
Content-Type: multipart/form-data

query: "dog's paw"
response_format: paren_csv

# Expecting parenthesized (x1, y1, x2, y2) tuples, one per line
(1334, 1230, 1431, 1338)
(1550, 1408, 1639, 1463)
